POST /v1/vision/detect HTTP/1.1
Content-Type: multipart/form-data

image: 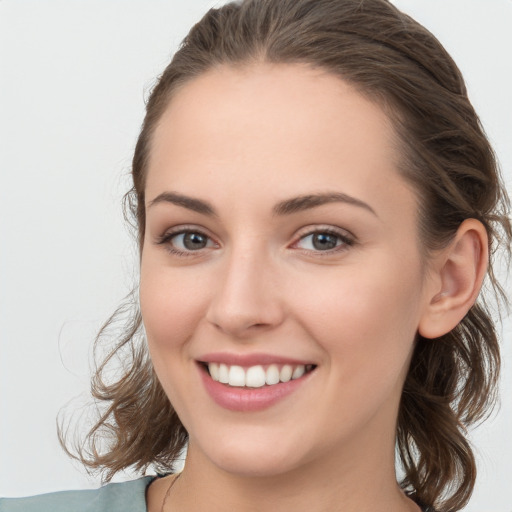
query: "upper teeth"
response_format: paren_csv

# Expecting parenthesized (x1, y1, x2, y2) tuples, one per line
(208, 363, 311, 388)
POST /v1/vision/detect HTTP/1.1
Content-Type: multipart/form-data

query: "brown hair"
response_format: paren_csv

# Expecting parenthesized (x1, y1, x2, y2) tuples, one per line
(60, 1, 511, 510)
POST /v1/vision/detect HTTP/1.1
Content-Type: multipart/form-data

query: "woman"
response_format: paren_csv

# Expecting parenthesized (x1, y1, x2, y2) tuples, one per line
(1, 0, 510, 511)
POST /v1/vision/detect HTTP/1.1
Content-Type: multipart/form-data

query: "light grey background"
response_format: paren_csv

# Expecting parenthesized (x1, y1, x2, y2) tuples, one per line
(0, 1, 510, 510)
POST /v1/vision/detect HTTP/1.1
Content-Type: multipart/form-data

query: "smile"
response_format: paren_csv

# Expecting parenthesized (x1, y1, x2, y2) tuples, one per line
(207, 363, 316, 388)
(198, 356, 317, 411)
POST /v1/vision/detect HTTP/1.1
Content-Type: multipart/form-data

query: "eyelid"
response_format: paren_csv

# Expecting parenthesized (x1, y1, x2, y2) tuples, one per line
(294, 224, 355, 240)
(153, 223, 355, 256)
(290, 225, 356, 253)
(154, 225, 219, 256)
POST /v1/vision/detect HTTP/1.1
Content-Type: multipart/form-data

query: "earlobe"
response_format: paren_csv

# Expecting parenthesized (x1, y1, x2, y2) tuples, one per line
(418, 219, 488, 339)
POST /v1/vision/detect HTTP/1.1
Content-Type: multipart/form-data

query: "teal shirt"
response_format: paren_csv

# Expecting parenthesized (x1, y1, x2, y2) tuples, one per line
(0, 476, 156, 512)
(0, 477, 434, 511)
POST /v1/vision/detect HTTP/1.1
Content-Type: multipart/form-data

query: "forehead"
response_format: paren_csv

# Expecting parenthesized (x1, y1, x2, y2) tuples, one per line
(146, 63, 415, 221)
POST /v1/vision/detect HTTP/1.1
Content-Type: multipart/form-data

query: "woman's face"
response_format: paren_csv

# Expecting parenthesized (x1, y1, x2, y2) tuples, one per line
(140, 64, 437, 477)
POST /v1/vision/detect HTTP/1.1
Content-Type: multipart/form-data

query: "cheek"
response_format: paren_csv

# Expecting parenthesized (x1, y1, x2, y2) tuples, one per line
(139, 264, 209, 355)
(291, 256, 424, 379)
(139, 264, 213, 414)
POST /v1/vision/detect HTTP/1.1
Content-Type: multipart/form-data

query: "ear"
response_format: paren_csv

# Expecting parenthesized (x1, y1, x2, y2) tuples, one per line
(418, 219, 488, 339)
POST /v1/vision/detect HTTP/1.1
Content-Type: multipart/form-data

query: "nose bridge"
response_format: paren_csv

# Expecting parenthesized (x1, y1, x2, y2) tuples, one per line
(206, 238, 283, 336)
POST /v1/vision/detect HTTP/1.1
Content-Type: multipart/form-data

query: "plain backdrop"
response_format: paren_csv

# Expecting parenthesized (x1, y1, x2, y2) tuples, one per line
(0, 1, 511, 510)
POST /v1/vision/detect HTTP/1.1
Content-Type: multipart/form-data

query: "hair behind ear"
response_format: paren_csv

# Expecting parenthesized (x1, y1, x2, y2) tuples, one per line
(398, 220, 501, 511)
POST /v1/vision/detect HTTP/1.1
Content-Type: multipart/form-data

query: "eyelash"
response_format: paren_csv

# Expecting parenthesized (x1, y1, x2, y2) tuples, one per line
(155, 226, 217, 257)
(292, 227, 355, 256)
(155, 226, 355, 257)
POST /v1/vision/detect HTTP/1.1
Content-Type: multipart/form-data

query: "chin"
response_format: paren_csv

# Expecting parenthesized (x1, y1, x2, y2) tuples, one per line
(215, 452, 303, 478)
(190, 430, 311, 478)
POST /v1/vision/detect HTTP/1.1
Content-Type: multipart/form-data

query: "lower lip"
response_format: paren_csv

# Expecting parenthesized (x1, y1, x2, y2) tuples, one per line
(199, 366, 310, 412)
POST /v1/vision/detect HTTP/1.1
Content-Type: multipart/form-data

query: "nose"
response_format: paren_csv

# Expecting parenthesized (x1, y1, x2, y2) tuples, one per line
(206, 247, 285, 338)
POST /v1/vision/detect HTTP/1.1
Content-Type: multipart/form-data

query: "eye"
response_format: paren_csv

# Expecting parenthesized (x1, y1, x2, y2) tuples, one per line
(156, 229, 217, 255)
(294, 229, 354, 252)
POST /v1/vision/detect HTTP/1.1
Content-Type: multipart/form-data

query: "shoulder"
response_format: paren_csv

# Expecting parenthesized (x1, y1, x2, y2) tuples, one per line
(0, 476, 156, 512)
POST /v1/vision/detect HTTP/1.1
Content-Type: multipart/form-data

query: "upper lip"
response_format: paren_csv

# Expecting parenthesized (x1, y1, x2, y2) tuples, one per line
(197, 352, 316, 367)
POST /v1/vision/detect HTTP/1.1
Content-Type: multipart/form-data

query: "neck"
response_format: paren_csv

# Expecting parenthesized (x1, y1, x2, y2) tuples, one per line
(165, 434, 418, 512)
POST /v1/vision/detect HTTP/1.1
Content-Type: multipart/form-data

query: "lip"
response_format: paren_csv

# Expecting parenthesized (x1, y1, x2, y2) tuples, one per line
(198, 351, 314, 367)
(197, 357, 315, 412)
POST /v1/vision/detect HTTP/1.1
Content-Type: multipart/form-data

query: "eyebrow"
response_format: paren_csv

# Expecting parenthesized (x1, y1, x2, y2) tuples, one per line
(273, 192, 377, 217)
(148, 192, 216, 216)
(147, 191, 376, 217)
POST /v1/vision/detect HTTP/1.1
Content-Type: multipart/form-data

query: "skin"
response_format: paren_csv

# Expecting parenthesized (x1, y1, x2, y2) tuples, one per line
(140, 63, 486, 512)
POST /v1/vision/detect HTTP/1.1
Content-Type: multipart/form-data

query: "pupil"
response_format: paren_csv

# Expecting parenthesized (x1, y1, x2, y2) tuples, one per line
(313, 233, 338, 250)
(184, 232, 207, 250)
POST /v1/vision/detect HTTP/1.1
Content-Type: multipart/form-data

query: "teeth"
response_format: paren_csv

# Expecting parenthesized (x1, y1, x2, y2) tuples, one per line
(207, 362, 313, 387)
(280, 364, 293, 382)
(218, 363, 229, 384)
(265, 364, 280, 385)
(292, 365, 305, 380)
(209, 362, 220, 381)
(228, 365, 246, 387)
(246, 365, 266, 388)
